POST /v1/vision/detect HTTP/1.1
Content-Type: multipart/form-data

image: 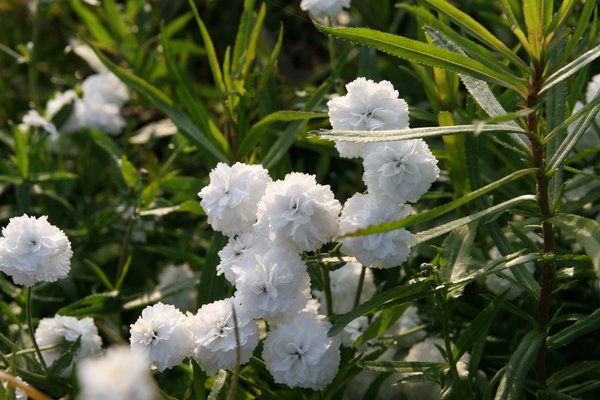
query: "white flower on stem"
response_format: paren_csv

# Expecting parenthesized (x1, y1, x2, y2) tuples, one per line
(263, 312, 341, 390)
(300, 0, 350, 19)
(338, 193, 416, 268)
(233, 247, 310, 321)
(327, 78, 409, 158)
(35, 315, 102, 372)
(189, 298, 259, 376)
(199, 162, 271, 236)
(157, 264, 197, 312)
(0, 215, 72, 286)
(313, 261, 376, 314)
(82, 73, 129, 108)
(256, 172, 341, 252)
(77, 346, 158, 400)
(217, 231, 269, 283)
(129, 302, 194, 371)
(363, 139, 439, 204)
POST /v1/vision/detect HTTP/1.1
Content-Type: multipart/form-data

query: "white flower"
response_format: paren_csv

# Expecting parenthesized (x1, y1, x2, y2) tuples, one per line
(256, 172, 341, 252)
(199, 162, 271, 236)
(189, 298, 259, 375)
(338, 194, 416, 268)
(300, 0, 350, 19)
(46, 90, 86, 134)
(586, 73, 600, 103)
(386, 305, 426, 347)
(263, 312, 341, 390)
(327, 78, 409, 158)
(35, 315, 102, 372)
(313, 261, 376, 314)
(157, 264, 197, 312)
(341, 316, 368, 347)
(363, 139, 439, 203)
(0, 215, 72, 286)
(233, 247, 310, 321)
(82, 73, 129, 108)
(77, 346, 158, 400)
(21, 110, 58, 139)
(82, 102, 126, 136)
(217, 231, 269, 283)
(129, 302, 194, 371)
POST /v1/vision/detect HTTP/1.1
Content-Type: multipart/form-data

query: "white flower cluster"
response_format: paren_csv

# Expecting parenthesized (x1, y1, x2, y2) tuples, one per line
(300, 0, 351, 19)
(21, 72, 129, 139)
(78, 346, 158, 400)
(34, 315, 102, 374)
(0, 215, 72, 287)
(328, 78, 439, 269)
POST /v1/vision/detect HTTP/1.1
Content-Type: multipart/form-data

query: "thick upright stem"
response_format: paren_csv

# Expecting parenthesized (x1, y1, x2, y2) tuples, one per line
(25, 287, 48, 375)
(526, 77, 555, 400)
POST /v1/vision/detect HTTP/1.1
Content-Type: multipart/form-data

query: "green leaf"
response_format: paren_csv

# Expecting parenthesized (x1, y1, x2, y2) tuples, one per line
(549, 212, 600, 273)
(256, 24, 284, 99)
(523, 0, 543, 59)
(416, 195, 537, 244)
(328, 279, 435, 338)
(494, 329, 545, 400)
(197, 233, 228, 305)
(120, 155, 139, 189)
(359, 360, 445, 374)
(84, 258, 115, 291)
(546, 0, 577, 34)
(241, 2, 266, 79)
(313, 124, 525, 143)
(454, 292, 507, 362)
(12, 127, 28, 179)
(57, 291, 121, 317)
(48, 337, 81, 376)
(188, 0, 225, 93)
(238, 111, 327, 157)
(541, 45, 600, 94)
(548, 308, 600, 349)
(560, 0, 596, 68)
(95, 50, 229, 163)
(28, 172, 78, 183)
(439, 222, 477, 296)
(546, 102, 600, 171)
(314, 24, 528, 95)
(547, 361, 600, 388)
(353, 306, 410, 347)
(423, 0, 529, 71)
(339, 169, 536, 238)
(69, 0, 115, 48)
(192, 359, 208, 400)
(208, 370, 228, 400)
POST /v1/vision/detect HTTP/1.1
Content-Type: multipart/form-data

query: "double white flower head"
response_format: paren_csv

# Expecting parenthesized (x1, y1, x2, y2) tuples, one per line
(0, 215, 72, 286)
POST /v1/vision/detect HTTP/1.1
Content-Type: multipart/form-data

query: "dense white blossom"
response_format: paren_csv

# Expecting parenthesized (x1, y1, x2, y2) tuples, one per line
(363, 139, 439, 203)
(77, 346, 158, 400)
(313, 261, 375, 314)
(189, 298, 259, 375)
(0, 215, 72, 286)
(338, 194, 416, 268)
(199, 162, 271, 236)
(256, 172, 341, 252)
(234, 247, 310, 321)
(157, 264, 197, 312)
(82, 73, 129, 108)
(21, 109, 59, 139)
(129, 302, 194, 371)
(217, 231, 269, 283)
(35, 315, 102, 372)
(327, 78, 409, 158)
(263, 312, 341, 390)
(300, 0, 350, 19)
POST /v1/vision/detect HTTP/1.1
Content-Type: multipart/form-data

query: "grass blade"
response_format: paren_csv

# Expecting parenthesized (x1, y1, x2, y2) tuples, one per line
(541, 45, 600, 94)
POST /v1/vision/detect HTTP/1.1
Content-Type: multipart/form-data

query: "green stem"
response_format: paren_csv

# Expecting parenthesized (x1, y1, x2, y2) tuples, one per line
(25, 287, 48, 375)
(28, 0, 42, 108)
(353, 265, 366, 308)
(322, 266, 334, 316)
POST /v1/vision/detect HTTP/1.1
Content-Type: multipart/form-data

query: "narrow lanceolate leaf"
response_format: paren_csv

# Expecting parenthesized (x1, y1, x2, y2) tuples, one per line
(541, 45, 600, 94)
(328, 278, 435, 337)
(548, 214, 600, 281)
(454, 293, 507, 362)
(187, 0, 225, 93)
(523, 0, 544, 59)
(548, 309, 600, 349)
(339, 169, 536, 238)
(416, 195, 537, 244)
(423, 0, 529, 71)
(359, 360, 444, 374)
(313, 124, 525, 143)
(546, 104, 600, 171)
(547, 361, 600, 388)
(494, 329, 545, 400)
(315, 24, 528, 95)
(95, 51, 229, 163)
